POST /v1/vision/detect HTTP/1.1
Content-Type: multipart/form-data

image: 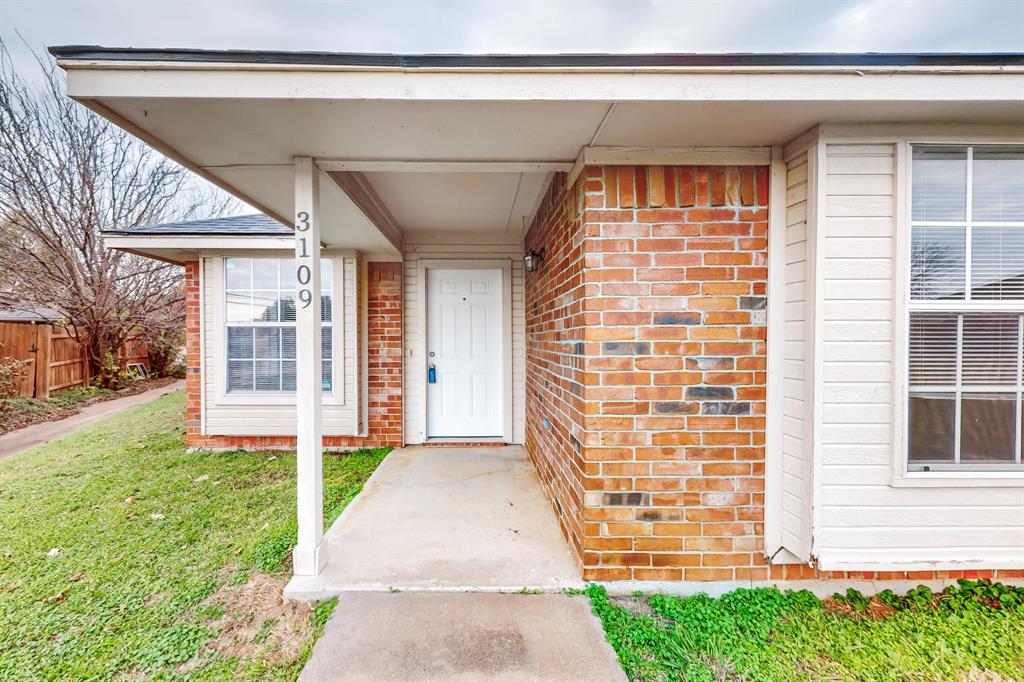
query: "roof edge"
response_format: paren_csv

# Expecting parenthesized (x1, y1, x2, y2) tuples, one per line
(101, 230, 291, 237)
(48, 46, 1024, 68)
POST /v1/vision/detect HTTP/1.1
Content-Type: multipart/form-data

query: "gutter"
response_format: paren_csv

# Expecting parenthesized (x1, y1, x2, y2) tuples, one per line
(48, 46, 1024, 75)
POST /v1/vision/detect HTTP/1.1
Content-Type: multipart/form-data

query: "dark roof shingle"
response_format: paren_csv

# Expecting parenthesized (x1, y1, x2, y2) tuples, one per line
(104, 214, 290, 236)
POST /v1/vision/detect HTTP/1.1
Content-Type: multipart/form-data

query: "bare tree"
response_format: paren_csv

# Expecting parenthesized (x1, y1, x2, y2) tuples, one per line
(0, 41, 235, 385)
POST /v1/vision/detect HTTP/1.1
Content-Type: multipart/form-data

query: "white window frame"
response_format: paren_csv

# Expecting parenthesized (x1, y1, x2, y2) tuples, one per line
(214, 255, 345, 407)
(894, 140, 1024, 486)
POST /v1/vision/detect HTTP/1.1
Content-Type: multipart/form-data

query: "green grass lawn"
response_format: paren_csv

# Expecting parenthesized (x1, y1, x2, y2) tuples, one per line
(0, 390, 388, 680)
(587, 581, 1024, 681)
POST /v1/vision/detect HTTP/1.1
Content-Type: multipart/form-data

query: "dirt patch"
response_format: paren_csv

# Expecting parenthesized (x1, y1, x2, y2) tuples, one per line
(823, 596, 897, 620)
(182, 569, 313, 671)
(959, 668, 1015, 682)
(228, 469, 289, 489)
(610, 595, 683, 630)
(611, 595, 658, 619)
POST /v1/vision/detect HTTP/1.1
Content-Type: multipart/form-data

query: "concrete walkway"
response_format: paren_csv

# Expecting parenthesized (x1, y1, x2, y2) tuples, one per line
(299, 592, 626, 682)
(295, 446, 623, 680)
(0, 380, 184, 459)
(285, 445, 584, 600)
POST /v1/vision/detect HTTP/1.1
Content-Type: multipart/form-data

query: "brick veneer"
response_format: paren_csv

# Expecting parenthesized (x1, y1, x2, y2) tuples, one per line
(524, 168, 1024, 585)
(183, 259, 403, 449)
(526, 165, 770, 581)
(524, 172, 588, 558)
(364, 262, 404, 444)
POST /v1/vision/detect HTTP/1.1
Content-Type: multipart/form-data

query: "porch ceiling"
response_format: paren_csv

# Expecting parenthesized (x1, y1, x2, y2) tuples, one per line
(57, 57, 1024, 253)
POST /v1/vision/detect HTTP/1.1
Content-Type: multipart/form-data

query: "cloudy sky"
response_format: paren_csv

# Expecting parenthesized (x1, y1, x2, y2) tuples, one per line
(3, 0, 1023, 67)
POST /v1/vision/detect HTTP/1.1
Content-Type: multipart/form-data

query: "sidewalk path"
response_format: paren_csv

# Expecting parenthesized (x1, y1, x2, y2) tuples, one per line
(0, 380, 184, 460)
(299, 592, 626, 682)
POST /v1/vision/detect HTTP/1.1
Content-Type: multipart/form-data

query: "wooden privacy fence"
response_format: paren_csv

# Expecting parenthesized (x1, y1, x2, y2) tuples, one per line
(0, 321, 149, 399)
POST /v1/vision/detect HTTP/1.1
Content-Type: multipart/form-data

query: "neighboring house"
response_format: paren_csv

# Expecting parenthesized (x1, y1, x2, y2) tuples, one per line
(56, 47, 1023, 589)
(0, 305, 66, 324)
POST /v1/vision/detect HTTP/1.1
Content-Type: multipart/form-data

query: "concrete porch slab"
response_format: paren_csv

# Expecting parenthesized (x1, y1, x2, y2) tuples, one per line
(285, 446, 584, 600)
(299, 592, 626, 682)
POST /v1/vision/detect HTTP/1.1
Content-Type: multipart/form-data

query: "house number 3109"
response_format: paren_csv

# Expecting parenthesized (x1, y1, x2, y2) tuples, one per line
(295, 211, 312, 308)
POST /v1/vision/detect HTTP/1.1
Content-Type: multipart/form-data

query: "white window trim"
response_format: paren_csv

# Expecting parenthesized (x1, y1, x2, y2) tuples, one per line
(892, 139, 1024, 487)
(214, 255, 345, 407)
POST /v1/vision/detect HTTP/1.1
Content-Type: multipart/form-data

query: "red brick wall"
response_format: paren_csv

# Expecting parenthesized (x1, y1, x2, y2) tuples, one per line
(577, 165, 769, 582)
(524, 173, 588, 562)
(183, 259, 403, 450)
(365, 262, 403, 444)
(184, 261, 202, 438)
(525, 166, 770, 581)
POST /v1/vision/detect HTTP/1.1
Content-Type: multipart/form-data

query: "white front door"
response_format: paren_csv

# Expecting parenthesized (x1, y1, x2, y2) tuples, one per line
(426, 268, 504, 438)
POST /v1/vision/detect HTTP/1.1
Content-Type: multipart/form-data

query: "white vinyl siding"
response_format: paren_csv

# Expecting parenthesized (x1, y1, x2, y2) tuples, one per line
(201, 254, 359, 436)
(403, 231, 525, 444)
(780, 150, 814, 559)
(815, 140, 1024, 569)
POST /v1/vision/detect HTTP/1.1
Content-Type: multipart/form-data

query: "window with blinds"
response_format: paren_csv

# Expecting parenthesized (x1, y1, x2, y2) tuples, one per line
(224, 257, 334, 394)
(908, 146, 1024, 471)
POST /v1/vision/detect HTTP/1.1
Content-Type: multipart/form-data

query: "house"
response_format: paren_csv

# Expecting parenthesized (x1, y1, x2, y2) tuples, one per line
(54, 47, 1024, 592)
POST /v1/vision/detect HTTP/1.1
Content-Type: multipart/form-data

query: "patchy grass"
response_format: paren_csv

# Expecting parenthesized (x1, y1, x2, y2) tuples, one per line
(588, 581, 1024, 681)
(0, 390, 386, 679)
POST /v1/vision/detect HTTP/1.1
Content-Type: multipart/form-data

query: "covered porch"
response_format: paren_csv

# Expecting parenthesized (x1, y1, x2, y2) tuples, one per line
(285, 445, 583, 600)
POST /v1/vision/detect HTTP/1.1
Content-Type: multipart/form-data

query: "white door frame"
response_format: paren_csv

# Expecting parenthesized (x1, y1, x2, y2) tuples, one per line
(417, 258, 513, 442)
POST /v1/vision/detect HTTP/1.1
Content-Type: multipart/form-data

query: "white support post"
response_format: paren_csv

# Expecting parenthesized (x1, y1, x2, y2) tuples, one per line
(292, 157, 327, 576)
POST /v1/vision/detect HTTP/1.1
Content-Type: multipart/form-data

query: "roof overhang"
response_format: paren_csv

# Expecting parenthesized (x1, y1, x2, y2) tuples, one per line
(102, 234, 295, 264)
(54, 48, 1024, 253)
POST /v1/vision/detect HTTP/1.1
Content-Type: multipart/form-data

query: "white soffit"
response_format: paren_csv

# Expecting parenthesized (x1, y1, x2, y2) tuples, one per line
(96, 98, 1024, 172)
(594, 101, 1024, 147)
(70, 72, 1023, 249)
(364, 172, 549, 233)
(100, 99, 608, 166)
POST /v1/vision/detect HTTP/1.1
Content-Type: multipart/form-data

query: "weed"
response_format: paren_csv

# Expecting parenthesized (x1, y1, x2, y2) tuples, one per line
(587, 581, 1024, 681)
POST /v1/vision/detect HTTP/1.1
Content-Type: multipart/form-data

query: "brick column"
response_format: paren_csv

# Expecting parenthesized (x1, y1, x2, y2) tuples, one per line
(577, 165, 769, 583)
(184, 260, 202, 440)
(525, 166, 769, 582)
(365, 262, 404, 446)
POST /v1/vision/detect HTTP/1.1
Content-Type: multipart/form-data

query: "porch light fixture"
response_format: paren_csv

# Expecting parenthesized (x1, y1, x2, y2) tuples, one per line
(524, 248, 545, 273)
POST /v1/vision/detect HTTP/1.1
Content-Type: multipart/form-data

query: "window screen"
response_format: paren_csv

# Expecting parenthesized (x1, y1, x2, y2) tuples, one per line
(224, 257, 333, 393)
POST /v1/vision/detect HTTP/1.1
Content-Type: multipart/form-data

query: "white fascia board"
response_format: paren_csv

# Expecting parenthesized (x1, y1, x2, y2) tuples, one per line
(568, 146, 770, 185)
(62, 66, 1024, 103)
(316, 160, 572, 173)
(103, 235, 294, 251)
(583, 145, 771, 165)
(819, 122, 1024, 143)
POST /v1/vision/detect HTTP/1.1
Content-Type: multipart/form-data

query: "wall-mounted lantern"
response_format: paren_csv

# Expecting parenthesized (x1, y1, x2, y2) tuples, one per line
(524, 248, 546, 273)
